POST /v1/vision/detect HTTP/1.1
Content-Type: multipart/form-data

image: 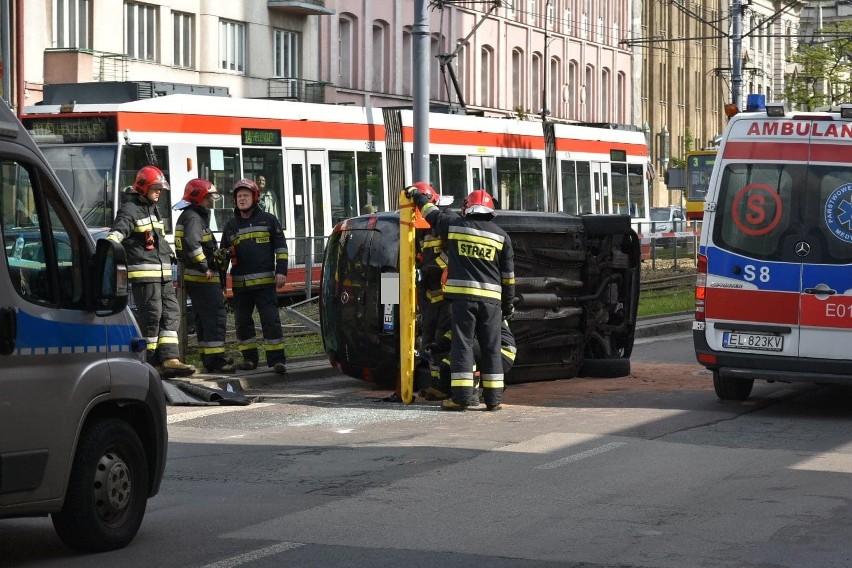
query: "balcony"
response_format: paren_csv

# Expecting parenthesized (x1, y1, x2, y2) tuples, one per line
(267, 0, 334, 15)
(268, 78, 330, 104)
(44, 48, 128, 84)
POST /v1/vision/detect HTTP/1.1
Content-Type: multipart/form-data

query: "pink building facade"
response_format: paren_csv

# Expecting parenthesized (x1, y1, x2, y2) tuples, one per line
(319, 0, 633, 124)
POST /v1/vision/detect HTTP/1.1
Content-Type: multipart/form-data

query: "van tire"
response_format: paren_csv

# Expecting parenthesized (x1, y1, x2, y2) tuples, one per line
(713, 372, 754, 401)
(52, 419, 149, 552)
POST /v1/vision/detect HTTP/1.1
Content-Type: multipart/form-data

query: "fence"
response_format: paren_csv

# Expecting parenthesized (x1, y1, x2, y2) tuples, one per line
(633, 220, 703, 271)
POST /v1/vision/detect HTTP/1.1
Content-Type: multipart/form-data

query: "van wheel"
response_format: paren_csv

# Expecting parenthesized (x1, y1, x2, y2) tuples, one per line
(52, 419, 148, 552)
(713, 371, 754, 401)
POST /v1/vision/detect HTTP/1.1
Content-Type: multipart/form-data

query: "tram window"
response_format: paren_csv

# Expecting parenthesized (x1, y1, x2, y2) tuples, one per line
(611, 163, 629, 215)
(520, 158, 545, 211)
(561, 160, 579, 214)
(628, 164, 647, 219)
(357, 151, 384, 212)
(428, 155, 441, 193)
(329, 151, 358, 225)
(497, 157, 520, 209)
(198, 147, 240, 231)
(576, 162, 593, 214)
(120, 145, 172, 233)
(243, 149, 285, 227)
(440, 156, 467, 202)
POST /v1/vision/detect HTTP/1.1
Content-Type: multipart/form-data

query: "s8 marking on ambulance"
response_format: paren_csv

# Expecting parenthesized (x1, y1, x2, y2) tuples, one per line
(694, 102, 852, 400)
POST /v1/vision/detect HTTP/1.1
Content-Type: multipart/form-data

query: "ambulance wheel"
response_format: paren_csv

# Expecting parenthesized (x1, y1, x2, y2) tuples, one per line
(713, 372, 754, 401)
(52, 419, 148, 552)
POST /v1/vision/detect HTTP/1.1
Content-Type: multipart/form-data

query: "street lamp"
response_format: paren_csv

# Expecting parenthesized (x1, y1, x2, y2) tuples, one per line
(657, 126, 670, 172)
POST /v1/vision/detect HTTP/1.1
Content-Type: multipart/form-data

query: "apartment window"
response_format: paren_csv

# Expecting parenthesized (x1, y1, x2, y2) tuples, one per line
(585, 64, 594, 121)
(549, 57, 560, 117)
(512, 48, 524, 111)
(125, 2, 158, 62)
(617, 71, 625, 123)
(220, 19, 245, 73)
(528, 0, 538, 26)
(532, 52, 541, 114)
(480, 46, 494, 108)
(564, 8, 572, 35)
(602, 67, 611, 120)
(372, 21, 390, 92)
(402, 28, 412, 95)
(339, 15, 356, 88)
(431, 35, 442, 100)
(567, 60, 577, 120)
(274, 29, 299, 78)
(54, 0, 90, 49)
(173, 11, 194, 69)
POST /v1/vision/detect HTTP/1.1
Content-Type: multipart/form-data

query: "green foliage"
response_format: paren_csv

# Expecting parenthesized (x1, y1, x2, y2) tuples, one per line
(638, 287, 694, 318)
(784, 22, 852, 110)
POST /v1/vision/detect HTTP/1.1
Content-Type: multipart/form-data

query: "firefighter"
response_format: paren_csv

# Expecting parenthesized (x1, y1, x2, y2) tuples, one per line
(106, 165, 196, 377)
(174, 178, 235, 374)
(409, 186, 515, 411)
(424, 318, 517, 403)
(219, 178, 289, 375)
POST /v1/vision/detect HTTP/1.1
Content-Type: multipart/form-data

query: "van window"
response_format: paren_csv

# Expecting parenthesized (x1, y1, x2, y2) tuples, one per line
(814, 165, 852, 264)
(713, 163, 802, 261)
(1, 160, 85, 308)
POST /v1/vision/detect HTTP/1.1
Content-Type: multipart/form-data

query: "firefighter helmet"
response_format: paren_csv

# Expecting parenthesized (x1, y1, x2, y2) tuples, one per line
(462, 189, 496, 216)
(409, 181, 440, 205)
(233, 178, 260, 204)
(174, 178, 221, 210)
(133, 165, 169, 197)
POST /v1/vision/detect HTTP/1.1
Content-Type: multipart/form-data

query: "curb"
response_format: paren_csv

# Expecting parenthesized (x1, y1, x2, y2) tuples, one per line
(634, 312, 693, 339)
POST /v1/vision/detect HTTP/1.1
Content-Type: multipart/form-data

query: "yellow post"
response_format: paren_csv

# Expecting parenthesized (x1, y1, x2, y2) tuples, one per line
(398, 190, 417, 404)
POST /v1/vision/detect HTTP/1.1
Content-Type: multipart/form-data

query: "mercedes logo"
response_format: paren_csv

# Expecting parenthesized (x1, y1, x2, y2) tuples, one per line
(340, 291, 350, 304)
(794, 241, 811, 257)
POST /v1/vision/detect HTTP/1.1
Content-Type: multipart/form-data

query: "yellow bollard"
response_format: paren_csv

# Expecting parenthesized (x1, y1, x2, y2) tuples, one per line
(398, 190, 417, 404)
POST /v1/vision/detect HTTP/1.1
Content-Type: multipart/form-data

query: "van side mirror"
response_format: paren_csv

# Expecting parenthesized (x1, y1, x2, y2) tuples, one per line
(93, 239, 129, 316)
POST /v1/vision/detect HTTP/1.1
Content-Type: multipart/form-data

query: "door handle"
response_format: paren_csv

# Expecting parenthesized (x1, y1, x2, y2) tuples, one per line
(0, 307, 17, 355)
(803, 287, 836, 295)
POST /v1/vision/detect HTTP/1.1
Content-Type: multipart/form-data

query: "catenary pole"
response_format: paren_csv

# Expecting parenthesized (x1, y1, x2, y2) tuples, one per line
(731, 0, 743, 108)
(412, 0, 430, 182)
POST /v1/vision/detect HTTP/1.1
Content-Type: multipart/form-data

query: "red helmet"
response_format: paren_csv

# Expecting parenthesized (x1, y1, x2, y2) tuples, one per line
(462, 189, 495, 216)
(233, 178, 260, 204)
(174, 178, 220, 210)
(409, 181, 440, 205)
(133, 165, 169, 197)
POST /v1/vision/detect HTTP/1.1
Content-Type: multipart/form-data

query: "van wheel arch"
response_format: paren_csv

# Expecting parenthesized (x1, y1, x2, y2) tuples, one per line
(51, 418, 149, 552)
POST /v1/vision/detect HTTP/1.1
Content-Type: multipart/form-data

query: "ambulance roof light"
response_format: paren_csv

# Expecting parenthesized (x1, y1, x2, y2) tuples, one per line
(840, 105, 852, 119)
(765, 102, 786, 117)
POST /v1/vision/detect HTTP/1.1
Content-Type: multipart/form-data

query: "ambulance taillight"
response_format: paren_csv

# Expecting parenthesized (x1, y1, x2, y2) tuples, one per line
(695, 254, 707, 322)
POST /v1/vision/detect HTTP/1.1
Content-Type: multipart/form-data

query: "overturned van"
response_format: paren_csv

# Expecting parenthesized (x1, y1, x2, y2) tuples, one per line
(320, 210, 641, 387)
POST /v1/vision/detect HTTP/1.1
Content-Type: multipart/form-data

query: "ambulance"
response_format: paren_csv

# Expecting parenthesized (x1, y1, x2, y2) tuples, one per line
(0, 100, 166, 551)
(694, 101, 852, 400)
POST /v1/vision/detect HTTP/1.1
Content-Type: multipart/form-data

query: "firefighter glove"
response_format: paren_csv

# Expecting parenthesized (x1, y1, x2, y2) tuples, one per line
(212, 247, 231, 270)
(501, 302, 515, 321)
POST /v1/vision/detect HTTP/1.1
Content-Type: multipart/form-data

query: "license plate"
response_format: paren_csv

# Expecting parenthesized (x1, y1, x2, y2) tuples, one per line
(722, 332, 783, 352)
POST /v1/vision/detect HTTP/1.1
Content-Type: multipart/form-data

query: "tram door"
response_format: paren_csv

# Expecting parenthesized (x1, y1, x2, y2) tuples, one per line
(590, 162, 612, 214)
(287, 150, 330, 290)
(468, 156, 495, 196)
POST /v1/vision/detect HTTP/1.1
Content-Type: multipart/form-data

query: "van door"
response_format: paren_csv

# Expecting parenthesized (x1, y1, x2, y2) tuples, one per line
(0, 160, 108, 502)
(796, 138, 852, 359)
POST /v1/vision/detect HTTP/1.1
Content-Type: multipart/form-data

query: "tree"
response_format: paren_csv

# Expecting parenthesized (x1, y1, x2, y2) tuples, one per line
(785, 22, 852, 111)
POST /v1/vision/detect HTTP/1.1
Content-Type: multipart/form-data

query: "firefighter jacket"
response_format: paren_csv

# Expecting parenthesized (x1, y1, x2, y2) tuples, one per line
(175, 205, 218, 284)
(419, 200, 515, 306)
(106, 194, 172, 283)
(220, 206, 288, 291)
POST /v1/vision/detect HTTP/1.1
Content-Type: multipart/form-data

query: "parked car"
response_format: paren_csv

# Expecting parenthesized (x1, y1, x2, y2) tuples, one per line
(648, 206, 686, 247)
(320, 210, 642, 387)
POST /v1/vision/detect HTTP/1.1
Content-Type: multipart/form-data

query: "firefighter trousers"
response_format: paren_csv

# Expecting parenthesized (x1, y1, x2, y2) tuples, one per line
(186, 282, 228, 371)
(132, 280, 181, 366)
(233, 285, 287, 367)
(449, 299, 504, 407)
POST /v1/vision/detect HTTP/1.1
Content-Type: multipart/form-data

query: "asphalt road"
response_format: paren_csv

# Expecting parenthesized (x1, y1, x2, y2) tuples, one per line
(5, 331, 852, 568)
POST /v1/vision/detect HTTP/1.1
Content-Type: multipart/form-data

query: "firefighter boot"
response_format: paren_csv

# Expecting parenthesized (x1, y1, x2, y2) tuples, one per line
(162, 358, 196, 377)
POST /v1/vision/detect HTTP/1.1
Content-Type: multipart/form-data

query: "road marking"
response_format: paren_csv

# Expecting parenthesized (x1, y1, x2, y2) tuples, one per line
(201, 541, 304, 568)
(167, 403, 273, 424)
(535, 442, 627, 470)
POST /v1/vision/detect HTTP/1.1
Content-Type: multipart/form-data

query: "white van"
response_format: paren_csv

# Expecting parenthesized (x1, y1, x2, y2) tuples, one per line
(0, 101, 166, 550)
(694, 102, 852, 400)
